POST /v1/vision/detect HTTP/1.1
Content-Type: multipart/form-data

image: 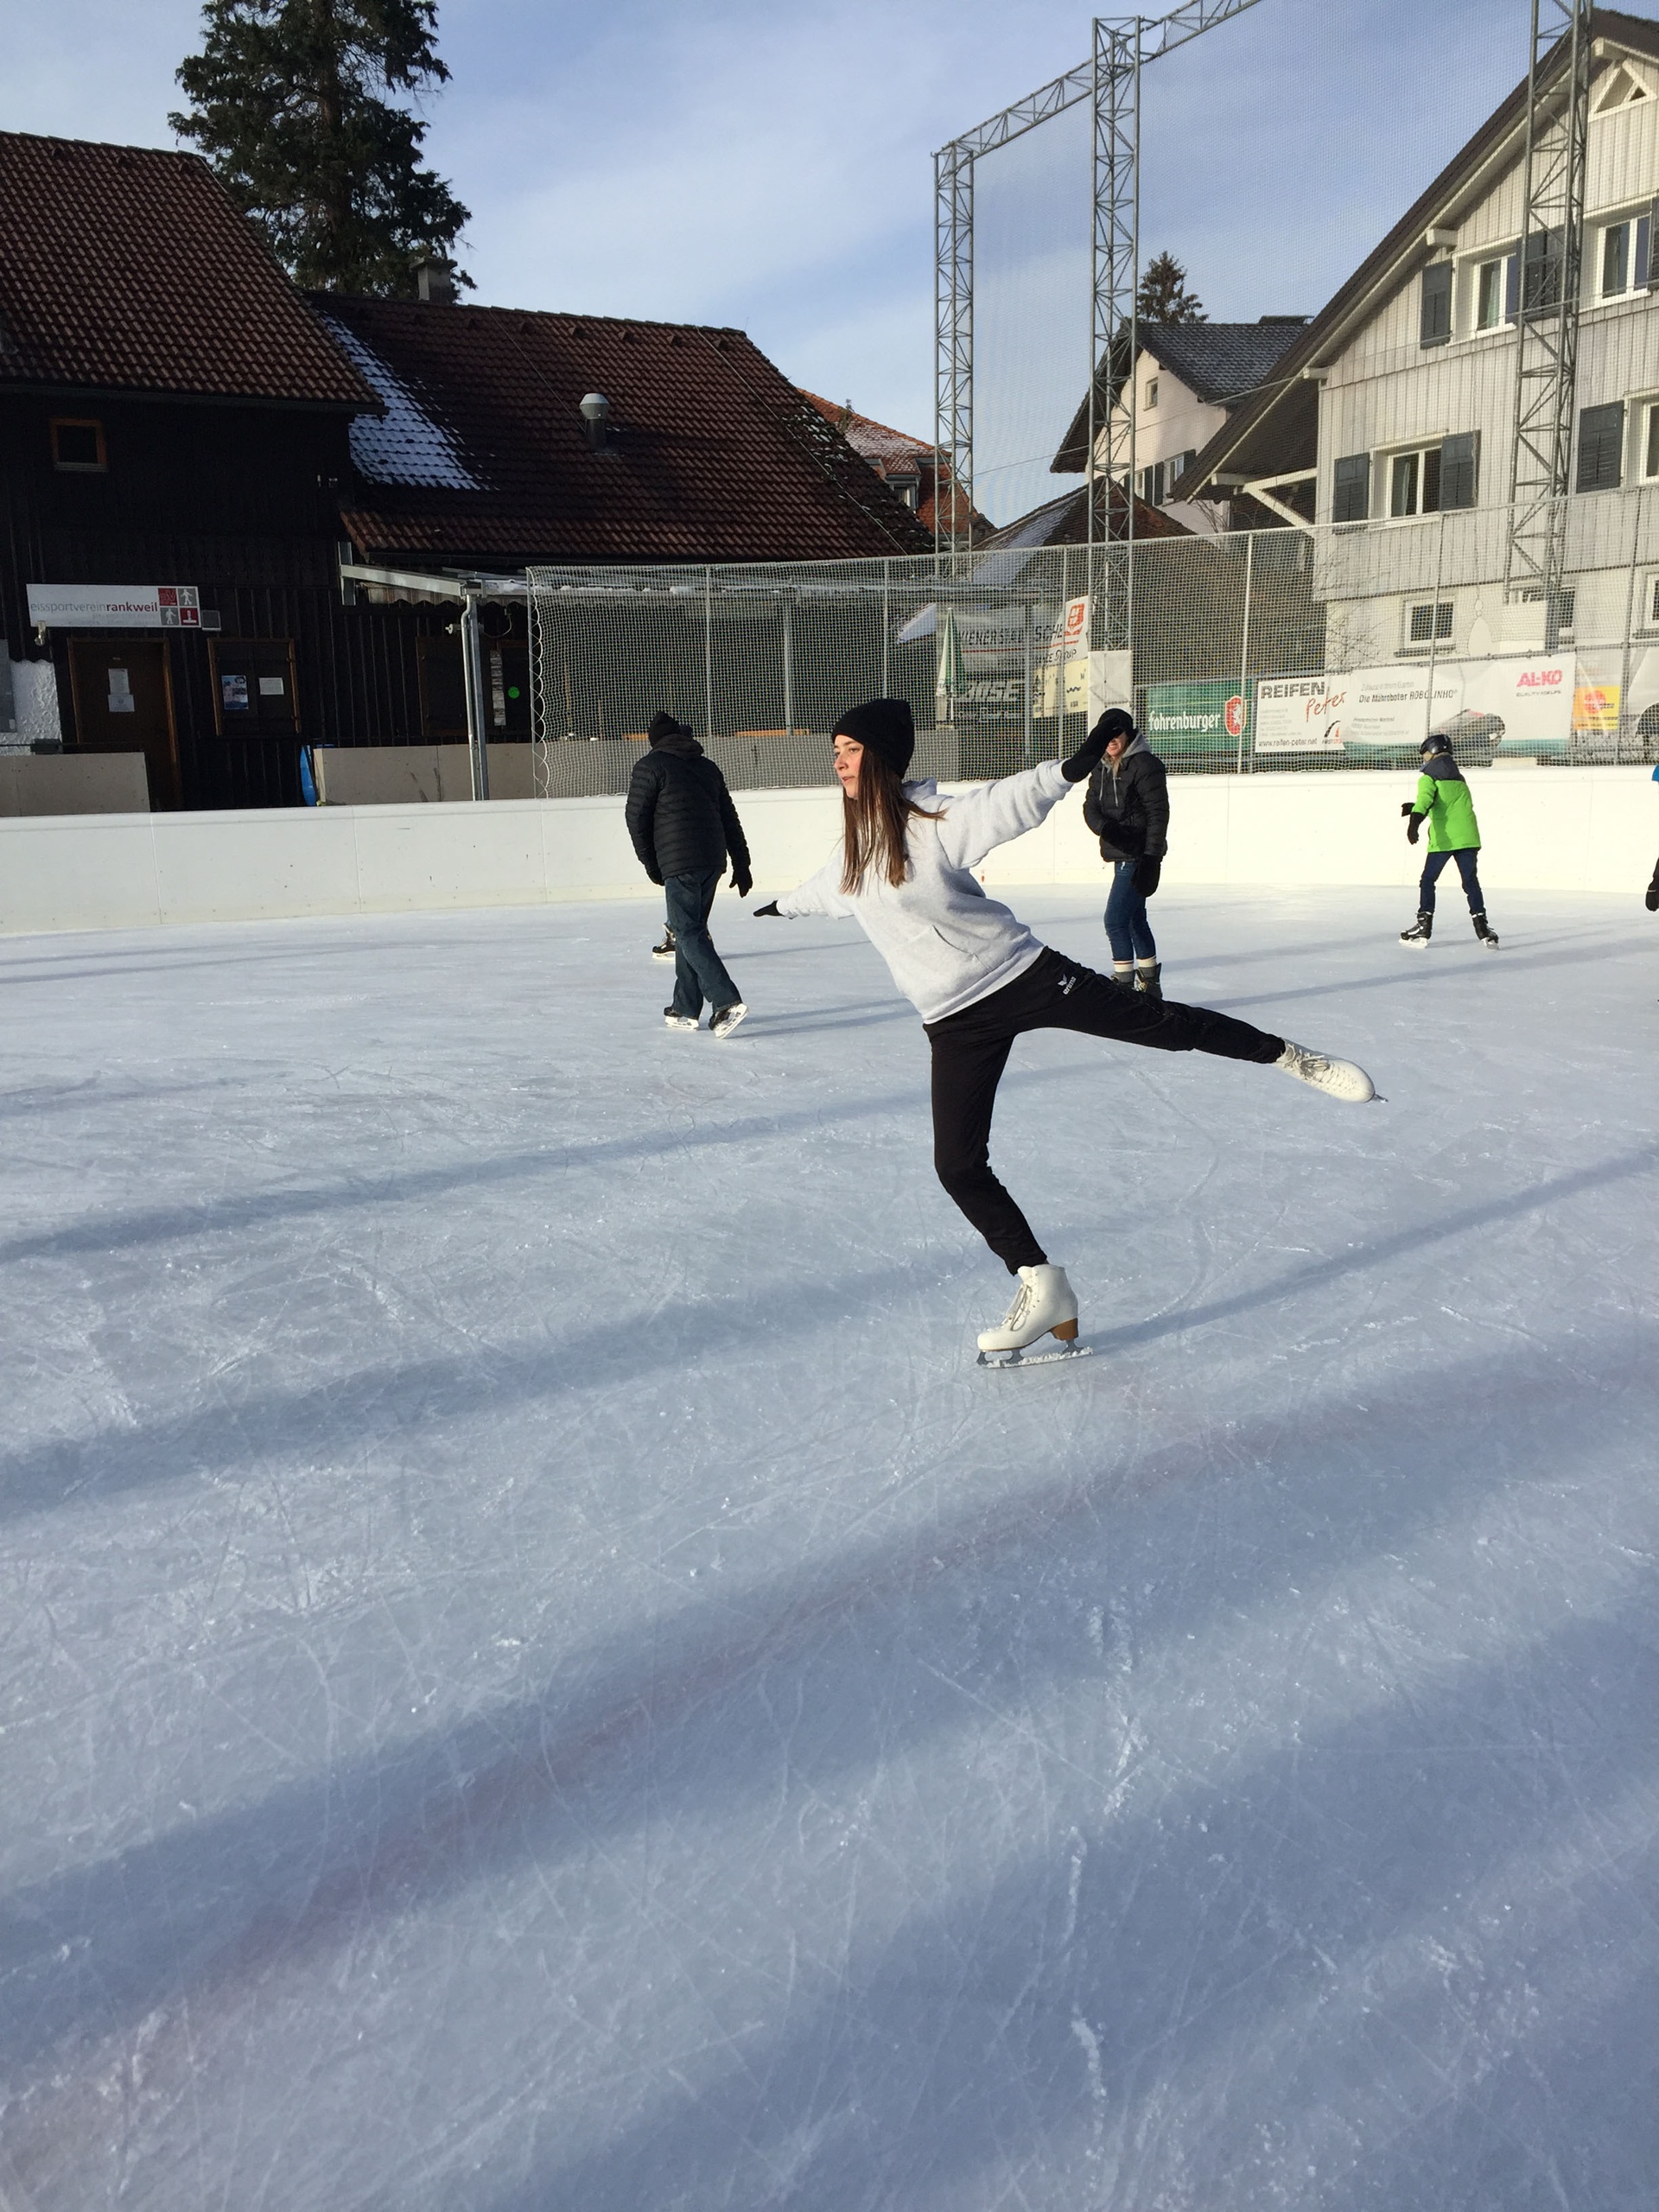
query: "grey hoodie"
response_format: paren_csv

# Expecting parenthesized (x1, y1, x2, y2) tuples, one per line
(774, 761, 1071, 1022)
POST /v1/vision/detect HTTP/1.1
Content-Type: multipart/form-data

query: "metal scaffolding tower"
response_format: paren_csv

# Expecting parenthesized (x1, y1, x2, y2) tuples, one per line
(932, 0, 1264, 580)
(1503, 0, 1592, 640)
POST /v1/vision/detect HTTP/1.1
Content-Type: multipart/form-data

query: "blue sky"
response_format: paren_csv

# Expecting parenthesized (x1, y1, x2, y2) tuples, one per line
(3, 0, 1538, 451)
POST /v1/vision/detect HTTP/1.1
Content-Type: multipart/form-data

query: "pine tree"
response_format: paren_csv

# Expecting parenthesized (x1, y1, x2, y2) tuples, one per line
(1135, 251, 1205, 326)
(171, 0, 470, 296)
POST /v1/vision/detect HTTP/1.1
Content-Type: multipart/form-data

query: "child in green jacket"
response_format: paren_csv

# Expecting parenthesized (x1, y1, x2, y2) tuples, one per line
(1399, 734, 1499, 948)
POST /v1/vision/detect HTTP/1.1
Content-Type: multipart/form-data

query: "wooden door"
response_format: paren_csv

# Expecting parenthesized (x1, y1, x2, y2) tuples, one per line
(67, 638, 181, 808)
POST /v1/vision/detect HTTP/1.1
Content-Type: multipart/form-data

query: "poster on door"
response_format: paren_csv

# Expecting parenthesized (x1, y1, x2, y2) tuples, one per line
(1255, 656, 1575, 753)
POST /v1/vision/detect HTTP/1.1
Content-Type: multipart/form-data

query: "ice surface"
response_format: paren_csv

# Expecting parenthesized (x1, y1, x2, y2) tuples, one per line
(2, 885, 1656, 2211)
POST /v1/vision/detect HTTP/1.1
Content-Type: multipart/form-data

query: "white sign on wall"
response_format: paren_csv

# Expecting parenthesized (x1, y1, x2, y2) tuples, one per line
(26, 584, 203, 630)
(1255, 656, 1575, 753)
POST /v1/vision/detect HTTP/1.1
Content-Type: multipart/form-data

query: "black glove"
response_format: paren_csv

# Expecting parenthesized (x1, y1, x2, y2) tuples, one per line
(1646, 865, 1659, 912)
(1061, 708, 1135, 784)
(1400, 801, 1415, 817)
(1133, 855, 1161, 897)
(1406, 814, 1423, 846)
(753, 899, 780, 917)
(732, 866, 753, 899)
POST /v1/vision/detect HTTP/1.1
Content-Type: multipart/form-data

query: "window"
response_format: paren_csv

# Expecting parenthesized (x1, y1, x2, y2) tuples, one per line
(1421, 260, 1452, 346)
(1639, 573, 1659, 627)
(1332, 452, 1370, 523)
(1475, 252, 1518, 328)
(1576, 400, 1624, 491)
(1521, 226, 1566, 315)
(1407, 601, 1455, 645)
(1638, 398, 1659, 480)
(1389, 444, 1442, 517)
(1144, 378, 1159, 410)
(1441, 430, 1479, 509)
(1599, 214, 1653, 299)
(1593, 61, 1652, 116)
(50, 417, 106, 472)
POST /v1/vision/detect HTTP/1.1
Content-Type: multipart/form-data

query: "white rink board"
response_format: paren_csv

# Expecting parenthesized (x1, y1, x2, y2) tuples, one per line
(1, 887, 1656, 2211)
(0, 766, 1656, 936)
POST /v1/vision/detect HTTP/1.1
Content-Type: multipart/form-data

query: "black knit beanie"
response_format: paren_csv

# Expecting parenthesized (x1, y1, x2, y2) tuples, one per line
(648, 710, 688, 746)
(832, 697, 915, 777)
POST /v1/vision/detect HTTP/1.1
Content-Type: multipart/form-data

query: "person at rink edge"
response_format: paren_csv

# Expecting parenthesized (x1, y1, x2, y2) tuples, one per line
(1082, 710, 1169, 996)
(1647, 762, 1659, 923)
(1399, 731, 1499, 948)
(625, 711, 753, 1037)
(752, 698, 1376, 1359)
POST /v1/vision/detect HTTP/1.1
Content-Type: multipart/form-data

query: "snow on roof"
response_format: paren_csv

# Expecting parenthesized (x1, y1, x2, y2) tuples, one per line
(316, 313, 480, 491)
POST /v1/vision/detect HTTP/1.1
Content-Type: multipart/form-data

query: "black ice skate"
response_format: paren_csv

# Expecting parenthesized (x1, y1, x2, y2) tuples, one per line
(1400, 911, 1433, 946)
(1472, 912, 1500, 950)
(664, 1006, 699, 1031)
(1135, 960, 1163, 999)
(652, 927, 677, 961)
(710, 1001, 749, 1039)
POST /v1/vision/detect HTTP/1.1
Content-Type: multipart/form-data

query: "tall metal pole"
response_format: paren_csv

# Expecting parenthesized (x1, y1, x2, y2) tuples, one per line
(934, 146, 974, 560)
(782, 588, 795, 736)
(1618, 486, 1643, 765)
(461, 587, 489, 801)
(1090, 13, 1141, 661)
(704, 566, 715, 738)
(1023, 598, 1035, 763)
(1424, 506, 1448, 748)
(1503, 0, 1591, 643)
(1236, 530, 1255, 775)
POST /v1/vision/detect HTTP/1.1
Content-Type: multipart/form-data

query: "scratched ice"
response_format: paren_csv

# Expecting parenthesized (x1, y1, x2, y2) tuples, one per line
(1, 886, 1656, 2211)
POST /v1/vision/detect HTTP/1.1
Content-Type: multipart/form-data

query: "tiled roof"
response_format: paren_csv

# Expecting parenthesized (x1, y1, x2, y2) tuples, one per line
(981, 481, 1190, 549)
(322, 298, 934, 566)
(1141, 321, 1308, 406)
(801, 391, 931, 473)
(0, 131, 372, 408)
(1052, 319, 1307, 472)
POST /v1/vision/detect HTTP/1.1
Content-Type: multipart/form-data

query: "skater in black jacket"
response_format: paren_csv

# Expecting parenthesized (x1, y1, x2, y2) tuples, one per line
(626, 713, 753, 1038)
(1083, 721, 1170, 996)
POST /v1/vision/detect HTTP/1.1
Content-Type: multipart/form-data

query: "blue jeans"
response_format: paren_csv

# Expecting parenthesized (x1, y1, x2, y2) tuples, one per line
(1418, 847, 1484, 914)
(1104, 861, 1156, 962)
(664, 870, 739, 1017)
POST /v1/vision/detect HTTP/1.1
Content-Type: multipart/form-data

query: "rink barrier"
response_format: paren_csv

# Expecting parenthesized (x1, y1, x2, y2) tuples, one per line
(0, 766, 1653, 936)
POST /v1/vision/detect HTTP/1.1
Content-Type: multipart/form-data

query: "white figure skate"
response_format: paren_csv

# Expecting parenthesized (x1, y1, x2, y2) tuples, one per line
(976, 1264, 1090, 1368)
(1274, 1040, 1377, 1103)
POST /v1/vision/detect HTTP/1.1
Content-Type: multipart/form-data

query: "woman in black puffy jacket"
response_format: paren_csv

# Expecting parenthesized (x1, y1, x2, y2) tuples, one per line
(1081, 724, 1170, 997)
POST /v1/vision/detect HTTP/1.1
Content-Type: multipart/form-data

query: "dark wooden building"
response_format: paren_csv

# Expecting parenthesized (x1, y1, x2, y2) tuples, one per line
(0, 130, 928, 810)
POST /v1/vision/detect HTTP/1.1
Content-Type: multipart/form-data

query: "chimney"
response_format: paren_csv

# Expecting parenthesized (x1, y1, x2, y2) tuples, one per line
(580, 391, 613, 452)
(416, 258, 457, 305)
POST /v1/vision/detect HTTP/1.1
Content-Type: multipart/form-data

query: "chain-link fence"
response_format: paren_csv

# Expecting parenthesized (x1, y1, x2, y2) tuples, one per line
(524, 483, 1659, 796)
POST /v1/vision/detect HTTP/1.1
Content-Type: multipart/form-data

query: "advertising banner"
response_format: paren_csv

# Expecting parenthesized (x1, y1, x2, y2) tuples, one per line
(1255, 657, 1574, 753)
(26, 583, 202, 631)
(1145, 680, 1249, 753)
(1037, 596, 1089, 717)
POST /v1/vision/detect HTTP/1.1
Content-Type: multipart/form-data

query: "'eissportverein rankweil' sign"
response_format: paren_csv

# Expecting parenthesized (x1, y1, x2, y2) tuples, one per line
(27, 584, 202, 630)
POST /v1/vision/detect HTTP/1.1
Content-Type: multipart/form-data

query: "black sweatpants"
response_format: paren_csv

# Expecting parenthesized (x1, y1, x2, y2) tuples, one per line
(924, 948, 1285, 1273)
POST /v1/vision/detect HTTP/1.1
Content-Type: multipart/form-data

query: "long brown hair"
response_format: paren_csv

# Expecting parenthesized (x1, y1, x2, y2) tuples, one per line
(839, 746, 944, 893)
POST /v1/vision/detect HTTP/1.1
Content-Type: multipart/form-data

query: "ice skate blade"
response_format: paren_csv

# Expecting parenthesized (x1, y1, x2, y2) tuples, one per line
(977, 1341, 1093, 1370)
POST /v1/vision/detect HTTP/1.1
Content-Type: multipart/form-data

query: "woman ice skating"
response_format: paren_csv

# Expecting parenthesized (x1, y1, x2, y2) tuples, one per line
(753, 698, 1376, 1361)
(1082, 714, 1169, 996)
(626, 711, 753, 1037)
(1400, 733, 1498, 948)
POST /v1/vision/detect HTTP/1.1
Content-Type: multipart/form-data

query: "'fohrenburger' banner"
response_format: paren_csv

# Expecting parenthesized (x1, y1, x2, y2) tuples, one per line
(1254, 656, 1574, 753)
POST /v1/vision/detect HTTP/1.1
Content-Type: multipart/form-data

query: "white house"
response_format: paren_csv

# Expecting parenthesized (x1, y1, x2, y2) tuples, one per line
(1176, 7, 1659, 695)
